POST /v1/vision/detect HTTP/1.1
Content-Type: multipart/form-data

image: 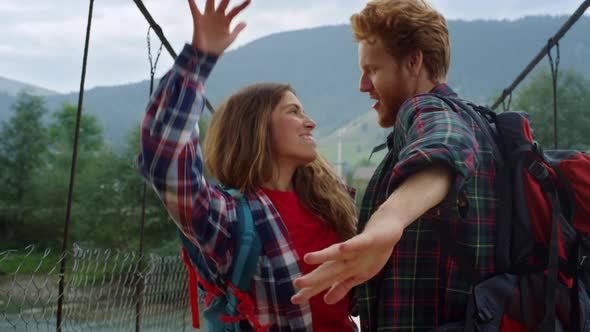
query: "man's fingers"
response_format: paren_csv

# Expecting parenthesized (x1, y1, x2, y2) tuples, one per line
(324, 277, 357, 305)
(291, 261, 349, 304)
(227, 0, 251, 20)
(303, 243, 343, 265)
(304, 234, 373, 265)
(340, 232, 374, 253)
(292, 266, 359, 305)
(294, 261, 342, 289)
(291, 278, 334, 305)
(291, 287, 315, 305)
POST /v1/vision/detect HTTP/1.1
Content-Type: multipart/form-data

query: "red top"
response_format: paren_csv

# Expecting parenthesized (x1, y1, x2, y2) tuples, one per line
(263, 188, 354, 331)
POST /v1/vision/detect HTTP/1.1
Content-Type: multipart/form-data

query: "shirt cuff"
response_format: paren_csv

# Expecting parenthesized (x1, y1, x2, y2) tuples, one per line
(175, 43, 219, 79)
(391, 155, 473, 221)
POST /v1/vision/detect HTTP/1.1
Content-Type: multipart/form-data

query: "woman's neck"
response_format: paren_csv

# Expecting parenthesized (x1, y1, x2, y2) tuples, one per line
(262, 162, 296, 191)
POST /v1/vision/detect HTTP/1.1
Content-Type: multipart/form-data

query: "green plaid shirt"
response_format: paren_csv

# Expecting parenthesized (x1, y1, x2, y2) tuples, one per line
(357, 84, 498, 331)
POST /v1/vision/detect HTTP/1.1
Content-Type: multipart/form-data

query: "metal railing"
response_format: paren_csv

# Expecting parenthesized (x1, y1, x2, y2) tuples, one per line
(0, 244, 194, 331)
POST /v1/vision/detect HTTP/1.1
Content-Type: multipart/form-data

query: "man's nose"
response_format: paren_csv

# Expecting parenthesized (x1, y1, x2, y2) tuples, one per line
(359, 73, 372, 92)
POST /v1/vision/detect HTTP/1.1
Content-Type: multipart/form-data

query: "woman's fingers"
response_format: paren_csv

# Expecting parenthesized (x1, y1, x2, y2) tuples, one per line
(204, 0, 215, 14)
(227, 0, 251, 20)
(217, 0, 230, 13)
(188, 0, 201, 19)
(228, 22, 247, 45)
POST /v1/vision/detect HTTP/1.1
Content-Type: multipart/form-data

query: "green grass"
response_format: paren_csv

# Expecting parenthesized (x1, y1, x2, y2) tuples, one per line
(0, 250, 62, 276)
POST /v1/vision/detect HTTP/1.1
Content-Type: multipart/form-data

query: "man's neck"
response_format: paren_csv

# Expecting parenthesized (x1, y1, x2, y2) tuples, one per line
(416, 78, 442, 95)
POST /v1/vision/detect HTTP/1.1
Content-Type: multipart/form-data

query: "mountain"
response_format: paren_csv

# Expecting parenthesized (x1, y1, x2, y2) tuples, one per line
(0, 76, 57, 97)
(0, 77, 58, 124)
(1, 16, 589, 158)
(0, 92, 14, 119)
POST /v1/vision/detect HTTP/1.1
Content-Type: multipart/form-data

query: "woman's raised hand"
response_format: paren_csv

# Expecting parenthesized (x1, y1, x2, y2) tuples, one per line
(188, 0, 251, 55)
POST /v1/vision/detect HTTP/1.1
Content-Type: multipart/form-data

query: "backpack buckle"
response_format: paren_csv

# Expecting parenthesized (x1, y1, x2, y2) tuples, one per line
(532, 141, 544, 156)
(578, 237, 590, 271)
(476, 307, 494, 323)
(527, 160, 549, 181)
(579, 255, 590, 270)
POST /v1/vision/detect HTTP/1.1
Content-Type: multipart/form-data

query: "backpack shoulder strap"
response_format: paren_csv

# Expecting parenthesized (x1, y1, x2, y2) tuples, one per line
(428, 94, 515, 277)
(226, 189, 262, 292)
(433, 94, 504, 169)
(222, 189, 263, 331)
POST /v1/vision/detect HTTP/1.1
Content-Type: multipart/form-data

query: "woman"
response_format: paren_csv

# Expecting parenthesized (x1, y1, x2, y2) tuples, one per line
(136, 0, 357, 331)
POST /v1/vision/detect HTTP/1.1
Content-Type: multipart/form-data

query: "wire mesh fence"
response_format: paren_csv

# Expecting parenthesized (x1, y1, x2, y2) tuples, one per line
(0, 244, 197, 331)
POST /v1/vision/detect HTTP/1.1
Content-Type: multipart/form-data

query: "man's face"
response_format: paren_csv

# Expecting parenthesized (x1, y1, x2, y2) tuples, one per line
(358, 39, 414, 128)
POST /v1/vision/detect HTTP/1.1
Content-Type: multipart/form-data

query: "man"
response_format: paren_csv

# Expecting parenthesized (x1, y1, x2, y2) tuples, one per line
(292, 0, 498, 330)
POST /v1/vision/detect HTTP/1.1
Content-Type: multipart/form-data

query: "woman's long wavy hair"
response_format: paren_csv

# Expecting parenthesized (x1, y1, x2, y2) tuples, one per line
(204, 83, 357, 240)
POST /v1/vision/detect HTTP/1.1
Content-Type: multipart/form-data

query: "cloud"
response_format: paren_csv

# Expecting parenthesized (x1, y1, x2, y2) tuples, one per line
(431, 0, 586, 20)
(0, 0, 587, 93)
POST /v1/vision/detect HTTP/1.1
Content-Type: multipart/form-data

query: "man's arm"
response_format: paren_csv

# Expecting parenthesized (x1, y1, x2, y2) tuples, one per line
(291, 164, 451, 305)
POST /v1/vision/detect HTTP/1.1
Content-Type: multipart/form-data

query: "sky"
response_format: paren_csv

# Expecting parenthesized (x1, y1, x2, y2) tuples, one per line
(0, 0, 587, 94)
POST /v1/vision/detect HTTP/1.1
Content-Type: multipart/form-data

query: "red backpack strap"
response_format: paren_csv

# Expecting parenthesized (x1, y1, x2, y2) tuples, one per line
(181, 247, 226, 328)
(218, 282, 272, 332)
(181, 247, 200, 329)
(194, 268, 223, 306)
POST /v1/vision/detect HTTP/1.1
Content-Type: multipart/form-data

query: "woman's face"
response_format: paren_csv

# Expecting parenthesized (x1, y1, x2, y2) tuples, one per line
(270, 91, 317, 167)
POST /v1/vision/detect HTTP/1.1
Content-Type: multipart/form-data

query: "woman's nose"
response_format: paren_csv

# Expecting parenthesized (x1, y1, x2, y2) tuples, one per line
(304, 116, 316, 130)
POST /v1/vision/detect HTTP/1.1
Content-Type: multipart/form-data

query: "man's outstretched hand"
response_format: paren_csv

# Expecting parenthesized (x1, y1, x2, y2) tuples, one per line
(291, 165, 452, 305)
(291, 210, 404, 305)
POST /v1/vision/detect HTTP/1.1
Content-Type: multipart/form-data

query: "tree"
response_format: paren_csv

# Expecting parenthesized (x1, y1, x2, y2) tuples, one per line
(65, 123, 177, 251)
(0, 92, 48, 239)
(46, 102, 104, 170)
(512, 68, 590, 150)
(24, 102, 106, 249)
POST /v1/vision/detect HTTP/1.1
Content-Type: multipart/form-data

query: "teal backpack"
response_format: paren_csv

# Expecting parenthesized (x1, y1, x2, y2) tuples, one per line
(179, 190, 265, 331)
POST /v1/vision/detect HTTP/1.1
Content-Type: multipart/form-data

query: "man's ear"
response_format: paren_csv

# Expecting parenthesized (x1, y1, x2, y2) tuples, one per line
(406, 49, 423, 77)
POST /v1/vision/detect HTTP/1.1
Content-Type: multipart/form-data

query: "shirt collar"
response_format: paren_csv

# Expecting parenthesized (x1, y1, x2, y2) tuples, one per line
(369, 83, 456, 157)
(429, 83, 457, 97)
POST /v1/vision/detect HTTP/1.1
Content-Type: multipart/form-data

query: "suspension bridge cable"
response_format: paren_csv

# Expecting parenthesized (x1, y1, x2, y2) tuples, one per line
(57, 0, 95, 331)
(548, 42, 561, 149)
(491, 0, 590, 111)
(132, 0, 215, 113)
(135, 26, 164, 332)
(132, 0, 176, 58)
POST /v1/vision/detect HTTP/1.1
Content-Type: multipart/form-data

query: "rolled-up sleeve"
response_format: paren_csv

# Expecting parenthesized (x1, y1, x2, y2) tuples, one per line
(389, 95, 478, 219)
